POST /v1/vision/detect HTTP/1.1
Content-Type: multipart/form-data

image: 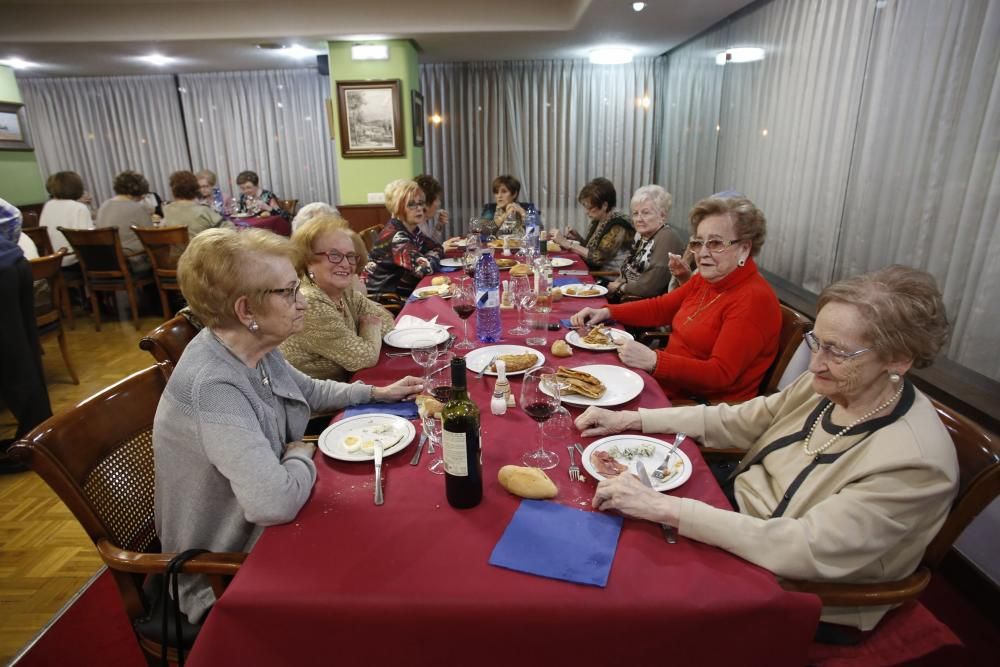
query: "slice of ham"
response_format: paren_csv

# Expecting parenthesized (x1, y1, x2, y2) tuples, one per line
(591, 450, 628, 477)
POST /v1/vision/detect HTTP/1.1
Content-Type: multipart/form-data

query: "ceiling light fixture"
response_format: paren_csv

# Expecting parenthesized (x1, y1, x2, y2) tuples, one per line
(589, 47, 633, 65)
(0, 57, 36, 70)
(282, 44, 319, 59)
(351, 44, 389, 61)
(632, 2, 647, 11)
(715, 47, 765, 65)
(139, 53, 175, 67)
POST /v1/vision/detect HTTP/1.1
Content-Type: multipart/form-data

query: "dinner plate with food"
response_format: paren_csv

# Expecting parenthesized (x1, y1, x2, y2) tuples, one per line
(383, 326, 450, 348)
(488, 238, 522, 249)
(464, 345, 545, 376)
(549, 257, 574, 268)
(439, 257, 465, 268)
(565, 325, 634, 351)
(318, 414, 416, 462)
(581, 435, 692, 491)
(495, 258, 518, 270)
(412, 285, 453, 299)
(560, 283, 608, 298)
(542, 364, 644, 407)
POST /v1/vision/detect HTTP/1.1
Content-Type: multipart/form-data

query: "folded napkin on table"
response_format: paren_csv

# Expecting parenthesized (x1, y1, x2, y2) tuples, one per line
(489, 499, 623, 587)
(343, 401, 419, 419)
(439, 266, 460, 272)
(394, 314, 452, 330)
(553, 276, 585, 287)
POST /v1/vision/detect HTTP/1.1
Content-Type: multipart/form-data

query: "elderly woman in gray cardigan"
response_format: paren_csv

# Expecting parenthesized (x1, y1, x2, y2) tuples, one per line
(154, 228, 422, 624)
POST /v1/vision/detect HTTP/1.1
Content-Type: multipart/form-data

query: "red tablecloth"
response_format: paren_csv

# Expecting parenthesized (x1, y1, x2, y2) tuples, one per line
(188, 256, 820, 666)
(234, 214, 290, 236)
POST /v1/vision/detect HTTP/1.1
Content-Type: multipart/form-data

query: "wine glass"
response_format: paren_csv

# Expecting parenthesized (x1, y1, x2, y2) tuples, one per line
(507, 274, 532, 336)
(450, 279, 476, 350)
(520, 366, 561, 469)
(462, 249, 478, 280)
(411, 339, 439, 385)
(422, 413, 445, 475)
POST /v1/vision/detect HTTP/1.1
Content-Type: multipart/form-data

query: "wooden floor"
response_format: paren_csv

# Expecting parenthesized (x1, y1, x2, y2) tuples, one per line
(0, 307, 165, 663)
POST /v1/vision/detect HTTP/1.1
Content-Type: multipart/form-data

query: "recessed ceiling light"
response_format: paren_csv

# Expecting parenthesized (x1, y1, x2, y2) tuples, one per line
(139, 53, 175, 67)
(589, 47, 633, 65)
(715, 47, 765, 65)
(282, 44, 319, 59)
(1, 57, 37, 69)
(632, 2, 647, 11)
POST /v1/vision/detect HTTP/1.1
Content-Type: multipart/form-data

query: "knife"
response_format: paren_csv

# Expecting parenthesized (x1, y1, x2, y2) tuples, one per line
(635, 461, 676, 544)
(374, 442, 384, 506)
(409, 431, 428, 465)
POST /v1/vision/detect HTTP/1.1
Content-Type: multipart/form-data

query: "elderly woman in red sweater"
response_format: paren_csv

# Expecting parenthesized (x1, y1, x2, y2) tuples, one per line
(570, 194, 781, 404)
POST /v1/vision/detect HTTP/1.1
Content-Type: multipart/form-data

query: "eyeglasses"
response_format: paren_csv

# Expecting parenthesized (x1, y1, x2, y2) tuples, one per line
(631, 207, 659, 220)
(803, 330, 872, 364)
(314, 250, 360, 266)
(264, 280, 302, 305)
(406, 199, 427, 209)
(687, 237, 745, 253)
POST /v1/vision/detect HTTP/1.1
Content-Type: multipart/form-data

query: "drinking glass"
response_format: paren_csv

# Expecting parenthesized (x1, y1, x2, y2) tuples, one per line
(524, 290, 551, 347)
(422, 414, 445, 475)
(462, 247, 478, 280)
(520, 366, 561, 469)
(450, 279, 476, 350)
(411, 339, 439, 384)
(507, 274, 532, 336)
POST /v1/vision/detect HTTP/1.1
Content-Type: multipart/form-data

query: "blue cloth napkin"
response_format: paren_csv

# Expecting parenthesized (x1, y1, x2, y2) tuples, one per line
(439, 266, 460, 272)
(343, 401, 419, 419)
(489, 500, 623, 587)
(553, 276, 585, 287)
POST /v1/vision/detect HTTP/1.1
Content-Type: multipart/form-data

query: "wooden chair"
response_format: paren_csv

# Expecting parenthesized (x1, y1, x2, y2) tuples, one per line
(779, 401, 1000, 607)
(8, 365, 245, 663)
(59, 226, 154, 331)
(132, 225, 189, 319)
(758, 304, 812, 395)
(22, 225, 54, 255)
(30, 250, 79, 384)
(279, 198, 299, 216)
(21, 209, 40, 228)
(360, 224, 381, 252)
(139, 314, 200, 379)
(24, 225, 79, 328)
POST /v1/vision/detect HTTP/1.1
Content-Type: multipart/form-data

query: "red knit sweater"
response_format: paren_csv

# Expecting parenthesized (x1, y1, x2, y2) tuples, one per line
(608, 257, 781, 404)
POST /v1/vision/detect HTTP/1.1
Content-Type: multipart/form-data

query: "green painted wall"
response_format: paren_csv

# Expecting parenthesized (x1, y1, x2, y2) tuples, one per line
(0, 66, 47, 206)
(328, 40, 424, 205)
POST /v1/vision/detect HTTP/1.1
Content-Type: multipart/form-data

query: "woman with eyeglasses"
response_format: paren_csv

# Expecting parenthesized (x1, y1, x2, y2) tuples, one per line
(553, 177, 635, 273)
(154, 227, 422, 626)
(576, 265, 957, 637)
(365, 179, 444, 298)
(281, 215, 394, 381)
(571, 194, 781, 404)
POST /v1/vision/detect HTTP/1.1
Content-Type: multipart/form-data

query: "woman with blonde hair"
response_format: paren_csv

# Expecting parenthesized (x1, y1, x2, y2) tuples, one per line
(154, 228, 422, 624)
(281, 215, 394, 381)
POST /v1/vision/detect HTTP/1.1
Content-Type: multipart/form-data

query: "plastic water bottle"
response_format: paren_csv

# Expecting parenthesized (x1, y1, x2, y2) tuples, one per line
(524, 206, 541, 253)
(475, 249, 501, 343)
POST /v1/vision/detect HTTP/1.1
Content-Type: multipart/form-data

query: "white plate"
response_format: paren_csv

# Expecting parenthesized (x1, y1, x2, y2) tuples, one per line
(413, 285, 453, 300)
(464, 345, 545, 377)
(318, 414, 416, 462)
(581, 435, 692, 492)
(440, 258, 464, 268)
(543, 364, 644, 408)
(565, 327, 634, 351)
(550, 257, 574, 268)
(559, 283, 608, 298)
(383, 326, 450, 348)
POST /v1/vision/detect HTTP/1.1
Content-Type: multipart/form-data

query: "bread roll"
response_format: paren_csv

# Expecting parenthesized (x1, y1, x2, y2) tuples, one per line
(431, 276, 450, 286)
(498, 465, 558, 499)
(547, 240, 561, 253)
(416, 395, 444, 418)
(510, 263, 532, 277)
(551, 340, 573, 357)
(550, 288, 563, 301)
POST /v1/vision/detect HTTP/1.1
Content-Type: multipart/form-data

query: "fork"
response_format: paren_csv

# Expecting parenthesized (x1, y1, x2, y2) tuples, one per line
(567, 445, 581, 481)
(476, 354, 500, 379)
(653, 432, 687, 480)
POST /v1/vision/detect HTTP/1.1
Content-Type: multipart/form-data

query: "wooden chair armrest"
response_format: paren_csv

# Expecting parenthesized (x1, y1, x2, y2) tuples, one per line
(589, 270, 618, 278)
(97, 539, 246, 576)
(779, 567, 930, 607)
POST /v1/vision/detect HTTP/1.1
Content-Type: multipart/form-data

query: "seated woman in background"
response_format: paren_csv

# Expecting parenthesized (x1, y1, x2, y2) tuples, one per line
(155, 227, 423, 624)
(195, 169, 234, 216)
(281, 216, 394, 381)
(365, 180, 443, 298)
(606, 185, 685, 302)
(235, 170, 284, 217)
(414, 173, 450, 243)
(553, 177, 634, 273)
(39, 171, 93, 269)
(96, 170, 153, 273)
(291, 202, 340, 233)
(580, 265, 957, 634)
(163, 171, 229, 236)
(479, 175, 526, 237)
(571, 194, 780, 404)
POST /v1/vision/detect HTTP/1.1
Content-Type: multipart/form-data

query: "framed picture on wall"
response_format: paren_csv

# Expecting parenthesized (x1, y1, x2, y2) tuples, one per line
(0, 102, 32, 151)
(335, 79, 404, 158)
(412, 90, 425, 147)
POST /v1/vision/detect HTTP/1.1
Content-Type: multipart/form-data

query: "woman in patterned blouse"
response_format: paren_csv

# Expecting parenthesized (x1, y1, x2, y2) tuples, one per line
(235, 170, 285, 217)
(553, 178, 635, 273)
(280, 215, 395, 381)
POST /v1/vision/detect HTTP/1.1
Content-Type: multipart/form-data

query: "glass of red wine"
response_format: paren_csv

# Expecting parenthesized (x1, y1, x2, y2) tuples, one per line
(520, 366, 561, 469)
(451, 279, 476, 350)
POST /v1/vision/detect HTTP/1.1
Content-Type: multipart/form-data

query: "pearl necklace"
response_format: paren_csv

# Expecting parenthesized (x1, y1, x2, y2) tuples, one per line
(802, 383, 904, 457)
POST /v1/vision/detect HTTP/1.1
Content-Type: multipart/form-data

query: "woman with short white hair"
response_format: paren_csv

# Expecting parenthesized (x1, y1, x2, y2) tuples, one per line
(291, 202, 340, 233)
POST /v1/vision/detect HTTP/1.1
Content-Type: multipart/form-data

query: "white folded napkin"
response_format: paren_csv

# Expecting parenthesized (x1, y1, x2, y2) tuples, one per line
(395, 314, 452, 331)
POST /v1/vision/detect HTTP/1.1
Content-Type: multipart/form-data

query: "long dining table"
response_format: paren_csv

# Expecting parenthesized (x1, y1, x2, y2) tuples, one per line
(186, 251, 821, 666)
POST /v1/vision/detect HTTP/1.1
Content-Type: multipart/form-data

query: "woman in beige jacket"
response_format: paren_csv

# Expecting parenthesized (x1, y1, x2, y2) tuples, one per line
(578, 265, 958, 633)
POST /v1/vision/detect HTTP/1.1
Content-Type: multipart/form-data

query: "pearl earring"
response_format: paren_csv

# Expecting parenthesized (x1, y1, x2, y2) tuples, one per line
(248, 320, 259, 333)
(308, 271, 315, 280)
(737, 257, 747, 267)
(888, 371, 901, 383)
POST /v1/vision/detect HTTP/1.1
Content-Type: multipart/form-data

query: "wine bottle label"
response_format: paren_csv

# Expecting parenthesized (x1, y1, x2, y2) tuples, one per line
(442, 428, 469, 476)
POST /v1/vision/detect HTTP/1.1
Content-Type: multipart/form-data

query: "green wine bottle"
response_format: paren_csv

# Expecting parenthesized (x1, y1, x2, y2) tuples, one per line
(441, 356, 482, 508)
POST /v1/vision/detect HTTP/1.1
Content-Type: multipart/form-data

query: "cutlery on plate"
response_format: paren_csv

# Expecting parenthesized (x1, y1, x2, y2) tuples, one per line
(409, 431, 428, 465)
(567, 445, 581, 481)
(476, 354, 500, 379)
(374, 442, 384, 506)
(635, 461, 676, 544)
(653, 432, 687, 480)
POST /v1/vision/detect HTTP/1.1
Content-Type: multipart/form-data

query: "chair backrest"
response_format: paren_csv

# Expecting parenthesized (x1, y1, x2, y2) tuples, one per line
(139, 314, 200, 374)
(23, 225, 55, 256)
(30, 250, 68, 323)
(22, 209, 41, 228)
(922, 401, 1000, 568)
(279, 198, 299, 216)
(360, 224, 381, 251)
(759, 304, 812, 395)
(132, 224, 189, 277)
(59, 226, 129, 277)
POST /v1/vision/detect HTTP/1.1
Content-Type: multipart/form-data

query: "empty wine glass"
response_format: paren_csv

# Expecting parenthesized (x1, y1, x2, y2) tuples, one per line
(411, 339, 439, 385)
(450, 279, 476, 350)
(422, 414, 445, 475)
(520, 366, 561, 469)
(508, 274, 532, 336)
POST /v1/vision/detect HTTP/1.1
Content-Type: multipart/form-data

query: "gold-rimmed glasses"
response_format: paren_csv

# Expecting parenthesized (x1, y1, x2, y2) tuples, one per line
(803, 330, 873, 364)
(687, 237, 745, 254)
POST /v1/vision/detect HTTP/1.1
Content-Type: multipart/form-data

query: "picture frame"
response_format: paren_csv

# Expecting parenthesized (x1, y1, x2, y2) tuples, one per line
(0, 102, 33, 151)
(411, 90, 425, 147)
(335, 79, 404, 158)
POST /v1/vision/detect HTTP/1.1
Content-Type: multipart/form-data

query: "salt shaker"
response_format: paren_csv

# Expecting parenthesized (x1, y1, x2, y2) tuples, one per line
(491, 360, 509, 415)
